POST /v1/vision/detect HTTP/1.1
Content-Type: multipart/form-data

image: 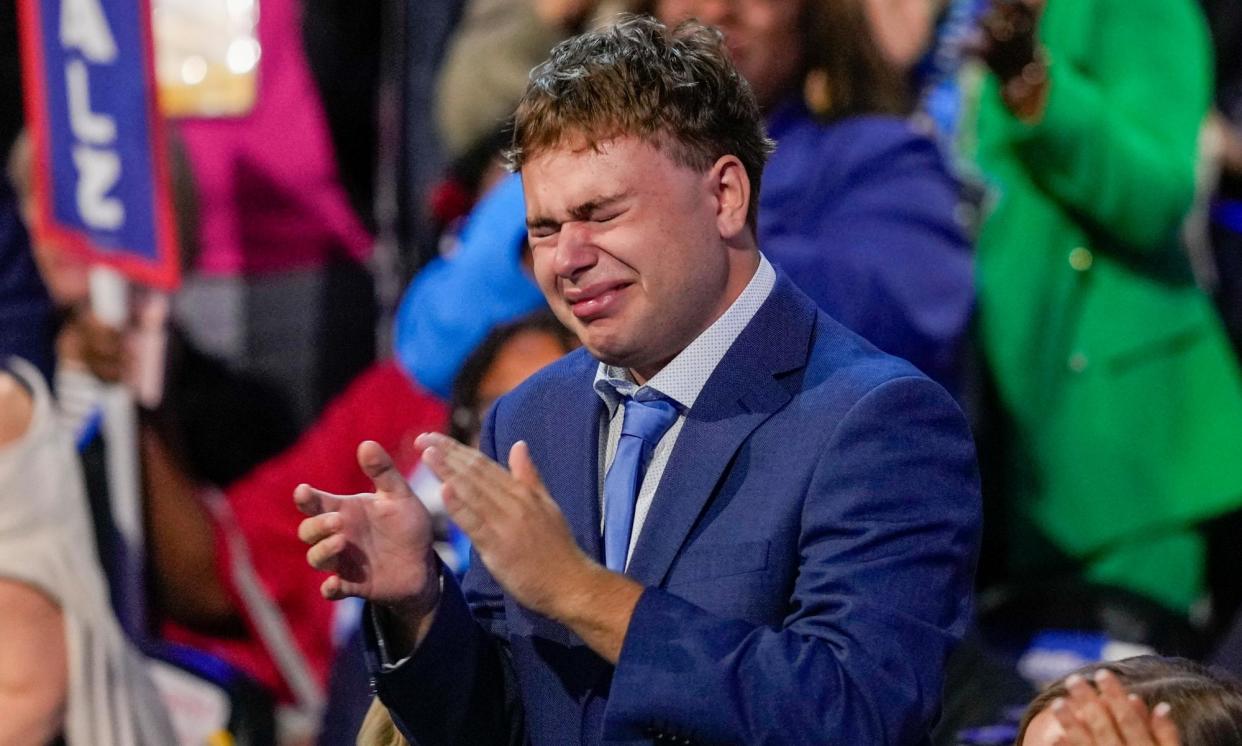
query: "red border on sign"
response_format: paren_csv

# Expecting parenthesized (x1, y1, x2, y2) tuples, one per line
(17, 0, 181, 291)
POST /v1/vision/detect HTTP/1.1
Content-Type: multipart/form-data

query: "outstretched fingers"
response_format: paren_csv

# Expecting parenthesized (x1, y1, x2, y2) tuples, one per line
(440, 480, 485, 537)
(320, 575, 347, 601)
(297, 511, 341, 545)
(419, 434, 502, 482)
(305, 528, 349, 572)
(508, 441, 544, 490)
(294, 482, 343, 517)
(418, 433, 518, 513)
(357, 440, 414, 499)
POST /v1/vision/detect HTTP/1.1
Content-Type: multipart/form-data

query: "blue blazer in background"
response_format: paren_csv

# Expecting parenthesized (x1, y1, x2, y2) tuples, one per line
(761, 101, 975, 395)
(368, 275, 982, 745)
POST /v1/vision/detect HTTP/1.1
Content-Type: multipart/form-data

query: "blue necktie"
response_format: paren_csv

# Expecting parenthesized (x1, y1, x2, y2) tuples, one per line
(603, 396, 679, 572)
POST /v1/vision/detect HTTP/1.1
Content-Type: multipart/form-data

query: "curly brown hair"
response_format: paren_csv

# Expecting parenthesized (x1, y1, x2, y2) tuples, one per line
(506, 14, 774, 227)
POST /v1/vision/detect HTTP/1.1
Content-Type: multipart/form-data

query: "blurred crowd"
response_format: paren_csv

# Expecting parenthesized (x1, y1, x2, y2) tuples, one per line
(3, 0, 1242, 744)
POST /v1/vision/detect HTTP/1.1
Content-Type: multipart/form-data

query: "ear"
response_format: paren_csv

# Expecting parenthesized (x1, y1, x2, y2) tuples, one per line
(709, 154, 752, 241)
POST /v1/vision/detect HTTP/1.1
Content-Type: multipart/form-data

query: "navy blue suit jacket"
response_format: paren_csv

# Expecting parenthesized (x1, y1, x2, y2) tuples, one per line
(369, 275, 981, 745)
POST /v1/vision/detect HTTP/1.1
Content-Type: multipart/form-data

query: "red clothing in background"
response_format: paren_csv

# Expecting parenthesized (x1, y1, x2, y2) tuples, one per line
(164, 360, 447, 701)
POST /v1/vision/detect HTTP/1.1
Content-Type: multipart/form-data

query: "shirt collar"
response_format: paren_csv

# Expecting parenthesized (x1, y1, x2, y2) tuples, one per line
(593, 254, 776, 416)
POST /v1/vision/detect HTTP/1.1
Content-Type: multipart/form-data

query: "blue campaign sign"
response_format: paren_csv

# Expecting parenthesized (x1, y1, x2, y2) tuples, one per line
(18, 0, 180, 289)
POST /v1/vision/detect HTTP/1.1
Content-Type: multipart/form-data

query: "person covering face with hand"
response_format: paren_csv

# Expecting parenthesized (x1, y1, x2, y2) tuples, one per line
(298, 15, 980, 745)
(1022, 672, 1181, 746)
(1017, 656, 1242, 746)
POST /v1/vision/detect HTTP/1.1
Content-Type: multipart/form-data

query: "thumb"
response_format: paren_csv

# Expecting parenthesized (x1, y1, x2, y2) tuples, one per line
(508, 440, 543, 489)
(356, 440, 413, 499)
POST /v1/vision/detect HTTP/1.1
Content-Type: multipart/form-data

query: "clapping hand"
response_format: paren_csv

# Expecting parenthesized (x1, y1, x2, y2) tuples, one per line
(415, 433, 593, 620)
(298, 433, 640, 662)
(295, 441, 441, 622)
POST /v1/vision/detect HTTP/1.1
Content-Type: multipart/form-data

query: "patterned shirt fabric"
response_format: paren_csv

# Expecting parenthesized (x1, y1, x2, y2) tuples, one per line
(592, 255, 775, 567)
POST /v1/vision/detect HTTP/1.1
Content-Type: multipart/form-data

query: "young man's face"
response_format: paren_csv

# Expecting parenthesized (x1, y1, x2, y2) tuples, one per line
(522, 136, 750, 382)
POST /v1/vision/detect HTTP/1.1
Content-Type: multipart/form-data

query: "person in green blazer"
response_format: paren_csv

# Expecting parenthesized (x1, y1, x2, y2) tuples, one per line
(968, 0, 1242, 613)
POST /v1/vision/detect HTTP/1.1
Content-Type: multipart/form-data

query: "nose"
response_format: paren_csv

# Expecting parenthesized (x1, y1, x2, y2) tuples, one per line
(552, 221, 597, 279)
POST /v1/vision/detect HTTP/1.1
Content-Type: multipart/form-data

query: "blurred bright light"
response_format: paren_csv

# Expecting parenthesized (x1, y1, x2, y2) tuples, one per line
(181, 55, 207, 85)
(226, 39, 260, 74)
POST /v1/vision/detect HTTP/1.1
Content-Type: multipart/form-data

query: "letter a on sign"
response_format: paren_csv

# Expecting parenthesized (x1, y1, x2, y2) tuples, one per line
(17, 0, 181, 290)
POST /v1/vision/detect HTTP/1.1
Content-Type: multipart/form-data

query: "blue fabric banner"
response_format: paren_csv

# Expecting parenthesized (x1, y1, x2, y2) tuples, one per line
(18, 0, 179, 288)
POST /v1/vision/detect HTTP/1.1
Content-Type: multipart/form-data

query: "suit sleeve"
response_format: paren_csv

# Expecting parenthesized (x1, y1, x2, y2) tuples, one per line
(603, 376, 982, 745)
(367, 402, 526, 746)
(996, 0, 1211, 253)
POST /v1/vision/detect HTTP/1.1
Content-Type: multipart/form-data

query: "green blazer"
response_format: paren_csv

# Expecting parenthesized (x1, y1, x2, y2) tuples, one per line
(970, 0, 1242, 610)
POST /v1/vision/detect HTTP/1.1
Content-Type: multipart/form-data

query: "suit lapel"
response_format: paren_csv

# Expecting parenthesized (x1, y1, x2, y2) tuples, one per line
(626, 276, 816, 588)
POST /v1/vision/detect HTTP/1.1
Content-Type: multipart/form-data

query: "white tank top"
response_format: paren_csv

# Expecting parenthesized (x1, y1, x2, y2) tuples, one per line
(0, 358, 176, 746)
